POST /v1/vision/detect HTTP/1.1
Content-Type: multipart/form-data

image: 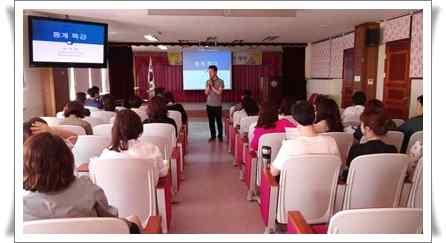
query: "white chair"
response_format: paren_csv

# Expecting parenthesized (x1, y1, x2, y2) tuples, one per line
(89, 158, 169, 233)
(408, 157, 423, 208)
(115, 106, 127, 111)
(288, 208, 423, 234)
(381, 130, 405, 152)
(256, 133, 285, 187)
(85, 106, 100, 112)
(328, 208, 422, 234)
(240, 116, 258, 135)
(261, 155, 342, 233)
(93, 124, 113, 138)
(40, 117, 62, 126)
(52, 125, 86, 135)
(143, 123, 176, 150)
(83, 116, 107, 128)
(246, 133, 285, 201)
(23, 217, 130, 234)
(72, 135, 109, 166)
(133, 108, 148, 122)
(248, 122, 257, 144)
(139, 135, 179, 196)
(343, 153, 411, 210)
(90, 110, 116, 123)
(321, 132, 354, 165)
(168, 110, 182, 133)
(56, 111, 64, 119)
(392, 118, 405, 127)
(407, 131, 423, 154)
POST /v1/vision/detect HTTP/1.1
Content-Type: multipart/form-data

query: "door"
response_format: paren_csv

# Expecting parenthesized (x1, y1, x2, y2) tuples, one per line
(341, 48, 355, 108)
(383, 39, 411, 119)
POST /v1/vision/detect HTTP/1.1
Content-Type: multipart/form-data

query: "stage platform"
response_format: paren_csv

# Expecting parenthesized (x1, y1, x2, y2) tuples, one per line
(181, 102, 232, 118)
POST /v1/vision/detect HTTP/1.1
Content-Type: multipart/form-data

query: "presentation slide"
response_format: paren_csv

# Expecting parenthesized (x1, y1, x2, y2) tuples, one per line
(183, 49, 232, 90)
(31, 18, 106, 64)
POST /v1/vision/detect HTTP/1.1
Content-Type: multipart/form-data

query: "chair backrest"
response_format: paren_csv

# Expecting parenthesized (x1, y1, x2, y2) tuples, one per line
(139, 135, 171, 160)
(168, 110, 182, 131)
(248, 122, 257, 143)
(392, 118, 406, 127)
(256, 133, 285, 186)
(133, 108, 148, 122)
(40, 117, 63, 126)
(257, 133, 286, 160)
(343, 153, 410, 210)
(90, 110, 116, 123)
(321, 132, 354, 165)
(93, 124, 113, 137)
(327, 208, 422, 234)
(381, 130, 405, 152)
(83, 116, 107, 128)
(56, 111, 64, 119)
(23, 217, 129, 234)
(89, 158, 158, 223)
(407, 131, 423, 154)
(240, 116, 258, 134)
(143, 123, 176, 148)
(85, 105, 99, 111)
(277, 155, 342, 224)
(52, 125, 86, 135)
(408, 157, 423, 208)
(72, 135, 110, 166)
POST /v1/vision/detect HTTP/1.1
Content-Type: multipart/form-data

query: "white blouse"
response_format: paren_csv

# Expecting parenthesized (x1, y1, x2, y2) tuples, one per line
(96, 139, 168, 183)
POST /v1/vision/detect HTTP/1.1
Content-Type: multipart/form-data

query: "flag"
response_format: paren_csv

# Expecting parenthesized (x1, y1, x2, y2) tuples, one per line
(147, 57, 156, 98)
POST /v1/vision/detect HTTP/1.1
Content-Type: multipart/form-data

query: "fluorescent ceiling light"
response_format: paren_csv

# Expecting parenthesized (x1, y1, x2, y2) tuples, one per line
(144, 34, 159, 42)
(157, 45, 168, 50)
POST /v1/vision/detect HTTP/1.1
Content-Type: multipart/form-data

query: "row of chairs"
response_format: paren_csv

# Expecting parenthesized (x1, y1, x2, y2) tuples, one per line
(25, 111, 189, 234)
(224, 115, 423, 234)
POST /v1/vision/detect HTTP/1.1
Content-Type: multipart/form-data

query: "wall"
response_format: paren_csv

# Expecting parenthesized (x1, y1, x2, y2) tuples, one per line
(306, 12, 423, 118)
(23, 14, 49, 120)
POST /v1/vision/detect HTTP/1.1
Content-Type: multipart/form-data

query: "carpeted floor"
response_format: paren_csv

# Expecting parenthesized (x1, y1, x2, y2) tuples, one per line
(169, 118, 265, 233)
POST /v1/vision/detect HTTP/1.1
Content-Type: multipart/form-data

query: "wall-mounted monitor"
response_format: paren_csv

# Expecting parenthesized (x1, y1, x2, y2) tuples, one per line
(28, 16, 108, 68)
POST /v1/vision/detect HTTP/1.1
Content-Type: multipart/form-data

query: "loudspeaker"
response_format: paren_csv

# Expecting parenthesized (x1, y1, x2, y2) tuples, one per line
(366, 28, 380, 47)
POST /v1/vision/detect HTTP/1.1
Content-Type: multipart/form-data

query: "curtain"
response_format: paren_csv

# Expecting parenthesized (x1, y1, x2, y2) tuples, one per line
(134, 51, 282, 103)
(108, 45, 134, 100)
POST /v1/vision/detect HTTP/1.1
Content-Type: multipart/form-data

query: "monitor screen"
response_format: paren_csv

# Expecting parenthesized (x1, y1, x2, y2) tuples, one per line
(182, 48, 232, 90)
(29, 16, 108, 68)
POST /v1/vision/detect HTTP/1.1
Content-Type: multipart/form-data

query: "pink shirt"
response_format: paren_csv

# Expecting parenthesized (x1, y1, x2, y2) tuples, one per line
(250, 119, 296, 151)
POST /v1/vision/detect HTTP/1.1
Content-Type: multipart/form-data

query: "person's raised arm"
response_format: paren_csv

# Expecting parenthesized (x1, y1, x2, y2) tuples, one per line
(30, 122, 77, 140)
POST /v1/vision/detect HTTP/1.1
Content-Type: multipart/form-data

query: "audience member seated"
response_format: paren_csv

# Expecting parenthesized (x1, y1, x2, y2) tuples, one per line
(22, 133, 143, 233)
(278, 96, 296, 118)
(101, 94, 117, 112)
(154, 87, 166, 98)
(23, 117, 77, 146)
(399, 95, 423, 153)
(85, 86, 102, 108)
(96, 109, 167, 184)
(353, 99, 397, 141)
(75, 92, 91, 117)
(164, 91, 188, 124)
(143, 96, 178, 136)
(124, 95, 144, 110)
(230, 90, 252, 120)
(60, 101, 93, 135)
(314, 98, 344, 133)
(233, 96, 259, 128)
(342, 91, 366, 128)
(270, 101, 340, 176)
(250, 102, 296, 151)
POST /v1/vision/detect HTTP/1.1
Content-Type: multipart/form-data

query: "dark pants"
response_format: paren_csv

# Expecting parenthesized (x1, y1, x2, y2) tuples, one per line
(206, 105, 223, 138)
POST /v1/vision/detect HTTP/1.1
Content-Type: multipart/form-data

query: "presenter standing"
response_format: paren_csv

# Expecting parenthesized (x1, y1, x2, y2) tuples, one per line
(205, 65, 224, 142)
